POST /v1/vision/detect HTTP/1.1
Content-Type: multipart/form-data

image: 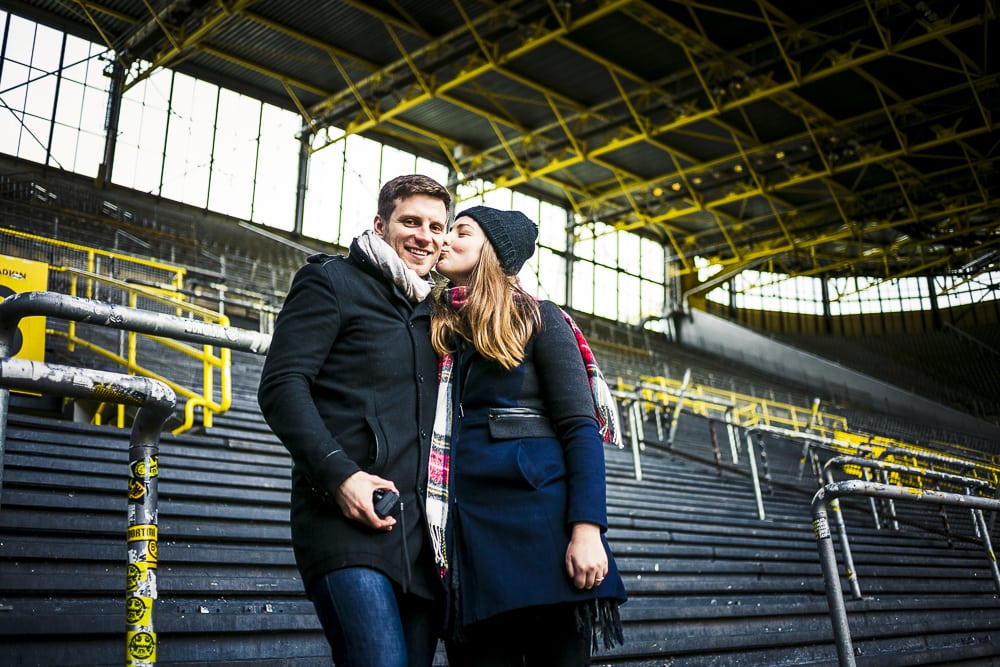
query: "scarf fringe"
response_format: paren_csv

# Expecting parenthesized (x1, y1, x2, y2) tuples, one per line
(575, 598, 625, 652)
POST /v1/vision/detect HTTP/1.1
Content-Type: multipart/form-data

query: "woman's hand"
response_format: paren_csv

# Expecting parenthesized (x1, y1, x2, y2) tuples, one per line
(565, 522, 608, 589)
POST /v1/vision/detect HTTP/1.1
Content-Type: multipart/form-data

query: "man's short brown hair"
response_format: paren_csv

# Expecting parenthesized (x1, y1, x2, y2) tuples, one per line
(377, 174, 451, 221)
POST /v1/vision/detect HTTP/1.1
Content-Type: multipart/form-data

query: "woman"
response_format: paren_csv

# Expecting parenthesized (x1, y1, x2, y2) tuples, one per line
(427, 205, 627, 666)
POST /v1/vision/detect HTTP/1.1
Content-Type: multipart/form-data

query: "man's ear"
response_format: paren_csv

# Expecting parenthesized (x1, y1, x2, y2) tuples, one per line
(373, 215, 386, 238)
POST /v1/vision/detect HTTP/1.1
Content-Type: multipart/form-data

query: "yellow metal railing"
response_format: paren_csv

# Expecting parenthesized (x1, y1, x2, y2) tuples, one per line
(50, 268, 232, 434)
(2, 229, 232, 434)
(611, 371, 1000, 483)
(1, 227, 185, 295)
(620, 372, 849, 433)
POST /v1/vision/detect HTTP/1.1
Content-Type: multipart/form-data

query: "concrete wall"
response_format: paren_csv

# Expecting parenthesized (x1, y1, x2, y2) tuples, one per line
(677, 308, 1000, 440)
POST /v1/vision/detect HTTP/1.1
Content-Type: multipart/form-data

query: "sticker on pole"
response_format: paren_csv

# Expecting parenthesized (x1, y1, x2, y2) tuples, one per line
(812, 513, 830, 540)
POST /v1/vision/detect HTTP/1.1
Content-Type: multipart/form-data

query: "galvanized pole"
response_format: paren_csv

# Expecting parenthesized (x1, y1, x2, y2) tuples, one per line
(0, 358, 175, 666)
(812, 480, 1000, 667)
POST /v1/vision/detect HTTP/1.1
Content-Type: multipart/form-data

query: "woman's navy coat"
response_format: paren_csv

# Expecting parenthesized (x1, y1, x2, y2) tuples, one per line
(446, 300, 627, 628)
(258, 245, 440, 599)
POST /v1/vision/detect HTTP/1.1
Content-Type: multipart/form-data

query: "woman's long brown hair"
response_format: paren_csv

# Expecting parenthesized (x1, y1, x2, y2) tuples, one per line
(430, 241, 540, 370)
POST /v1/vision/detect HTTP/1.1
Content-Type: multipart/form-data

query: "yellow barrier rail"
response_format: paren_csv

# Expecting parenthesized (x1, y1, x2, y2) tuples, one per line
(610, 370, 1000, 484)
(2, 229, 232, 434)
(50, 268, 231, 434)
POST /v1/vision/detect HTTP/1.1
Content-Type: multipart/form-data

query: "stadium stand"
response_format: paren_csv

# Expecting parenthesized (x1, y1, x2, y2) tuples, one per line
(2, 130, 1000, 667)
(3, 347, 1000, 665)
(3, 2, 999, 663)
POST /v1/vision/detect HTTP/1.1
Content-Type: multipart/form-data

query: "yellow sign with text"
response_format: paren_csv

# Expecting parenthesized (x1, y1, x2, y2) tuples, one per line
(0, 255, 48, 362)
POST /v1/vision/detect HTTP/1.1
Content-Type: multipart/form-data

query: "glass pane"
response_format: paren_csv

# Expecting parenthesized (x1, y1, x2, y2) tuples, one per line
(642, 279, 665, 319)
(593, 222, 617, 267)
(208, 88, 260, 219)
(536, 246, 565, 304)
(24, 68, 56, 119)
(618, 273, 641, 324)
(252, 103, 299, 230)
(538, 200, 566, 251)
(304, 141, 346, 243)
(415, 156, 449, 187)
(571, 259, 594, 313)
(336, 134, 382, 243)
(381, 145, 416, 182)
(640, 238, 664, 282)
(1, 61, 29, 112)
(6, 17, 36, 63)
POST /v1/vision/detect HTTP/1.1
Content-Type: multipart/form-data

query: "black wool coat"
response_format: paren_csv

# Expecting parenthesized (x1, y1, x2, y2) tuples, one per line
(257, 245, 440, 599)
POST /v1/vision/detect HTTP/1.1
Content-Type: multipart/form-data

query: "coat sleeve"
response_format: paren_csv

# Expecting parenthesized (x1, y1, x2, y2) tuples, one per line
(532, 300, 609, 530)
(257, 260, 360, 495)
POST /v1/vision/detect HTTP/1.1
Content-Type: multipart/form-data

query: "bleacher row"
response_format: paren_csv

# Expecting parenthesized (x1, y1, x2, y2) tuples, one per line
(3, 158, 1000, 664)
(2, 347, 1000, 666)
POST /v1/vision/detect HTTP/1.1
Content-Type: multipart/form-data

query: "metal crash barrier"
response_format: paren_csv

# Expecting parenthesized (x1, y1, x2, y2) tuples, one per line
(821, 455, 999, 601)
(0, 357, 175, 667)
(811, 480, 1000, 667)
(0, 290, 271, 498)
(0, 291, 274, 666)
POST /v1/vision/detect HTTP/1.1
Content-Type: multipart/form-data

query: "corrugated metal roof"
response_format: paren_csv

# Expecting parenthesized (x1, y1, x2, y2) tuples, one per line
(3, 0, 997, 279)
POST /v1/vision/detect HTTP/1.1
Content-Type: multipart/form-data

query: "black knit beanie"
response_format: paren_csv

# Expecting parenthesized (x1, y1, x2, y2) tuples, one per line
(457, 206, 538, 275)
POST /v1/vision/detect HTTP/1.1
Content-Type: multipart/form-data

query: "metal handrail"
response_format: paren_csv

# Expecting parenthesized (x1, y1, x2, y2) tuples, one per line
(821, 455, 997, 601)
(56, 267, 246, 433)
(0, 290, 275, 666)
(0, 291, 271, 497)
(3, 229, 276, 433)
(0, 357, 176, 667)
(811, 480, 1000, 667)
(739, 422, 999, 520)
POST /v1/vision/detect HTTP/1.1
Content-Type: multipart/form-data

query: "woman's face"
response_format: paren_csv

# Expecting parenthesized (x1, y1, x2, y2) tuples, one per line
(436, 216, 486, 286)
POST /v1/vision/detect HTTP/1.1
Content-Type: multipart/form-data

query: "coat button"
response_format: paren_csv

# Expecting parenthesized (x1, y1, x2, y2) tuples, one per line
(420, 430, 428, 439)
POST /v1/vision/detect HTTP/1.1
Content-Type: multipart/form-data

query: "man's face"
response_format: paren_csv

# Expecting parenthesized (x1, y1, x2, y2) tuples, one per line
(374, 194, 448, 277)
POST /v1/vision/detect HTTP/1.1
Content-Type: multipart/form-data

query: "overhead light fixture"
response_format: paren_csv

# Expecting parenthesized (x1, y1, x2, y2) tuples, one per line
(960, 250, 998, 273)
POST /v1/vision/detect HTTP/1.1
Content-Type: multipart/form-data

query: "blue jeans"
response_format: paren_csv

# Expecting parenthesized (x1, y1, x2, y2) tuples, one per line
(310, 567, 442, 667)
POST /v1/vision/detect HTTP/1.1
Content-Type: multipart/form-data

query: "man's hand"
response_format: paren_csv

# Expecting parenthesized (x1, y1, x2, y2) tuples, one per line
(335, 471, 398, 530)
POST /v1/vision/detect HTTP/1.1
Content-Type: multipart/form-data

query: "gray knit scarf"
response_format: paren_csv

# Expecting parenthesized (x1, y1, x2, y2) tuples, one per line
(353, 229, 433, 302)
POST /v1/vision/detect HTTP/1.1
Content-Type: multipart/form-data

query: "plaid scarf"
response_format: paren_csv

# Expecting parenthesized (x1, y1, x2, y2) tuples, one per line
(560, 310, 623, 448)
(426, 351, 454, 578)
(426, 287, 621, 577)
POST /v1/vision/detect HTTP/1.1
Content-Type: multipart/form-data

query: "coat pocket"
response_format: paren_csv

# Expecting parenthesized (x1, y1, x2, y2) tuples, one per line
(487, 406, 557, 439)
(364, 414, 389, 472)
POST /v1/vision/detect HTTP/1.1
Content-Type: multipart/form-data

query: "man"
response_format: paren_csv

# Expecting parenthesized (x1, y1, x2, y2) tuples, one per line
(258, 174, 451, 666)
